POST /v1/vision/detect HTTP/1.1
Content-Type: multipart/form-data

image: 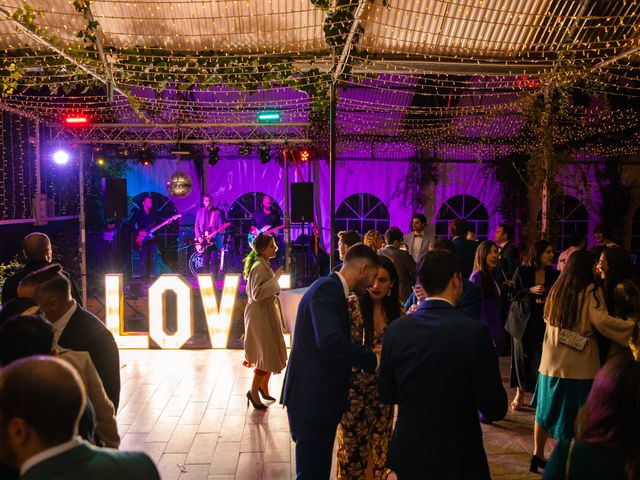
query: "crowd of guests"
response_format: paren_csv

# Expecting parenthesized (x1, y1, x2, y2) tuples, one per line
(2, 216, 640, 479)
(0, 233, 160, 478)
(244, 216, 640, 480)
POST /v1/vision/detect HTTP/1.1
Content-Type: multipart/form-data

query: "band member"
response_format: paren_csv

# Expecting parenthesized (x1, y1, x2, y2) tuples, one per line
(195, 193, 225, 273)
(251, 195, 281, 236)
(131, 196, 159, 280)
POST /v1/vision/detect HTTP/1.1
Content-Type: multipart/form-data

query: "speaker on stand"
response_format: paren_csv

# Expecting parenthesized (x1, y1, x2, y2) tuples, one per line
(102, 178, 128, 276)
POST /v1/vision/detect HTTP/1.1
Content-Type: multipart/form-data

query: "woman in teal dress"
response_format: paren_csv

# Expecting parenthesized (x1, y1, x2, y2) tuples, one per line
(543, 353, 639, 480)
(336, 255, 401, 480)
(531, 250, 634, 474)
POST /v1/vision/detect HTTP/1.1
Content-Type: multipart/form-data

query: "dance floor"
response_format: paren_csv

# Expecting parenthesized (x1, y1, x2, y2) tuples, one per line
(117, 350, 554, 479)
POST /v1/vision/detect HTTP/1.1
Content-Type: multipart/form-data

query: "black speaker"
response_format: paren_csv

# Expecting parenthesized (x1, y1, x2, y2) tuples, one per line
(102, 178, 128, 219)
(291, 182, 314, 222)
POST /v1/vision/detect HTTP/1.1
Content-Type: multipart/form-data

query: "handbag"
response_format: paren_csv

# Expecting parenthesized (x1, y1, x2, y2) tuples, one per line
(559, 329, 588, 351)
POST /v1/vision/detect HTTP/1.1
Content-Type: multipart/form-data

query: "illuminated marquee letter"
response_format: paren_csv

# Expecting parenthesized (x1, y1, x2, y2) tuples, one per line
(105, 274, 149, 349)
(148, 275, 193, 349)
(197, 274, 240, 348)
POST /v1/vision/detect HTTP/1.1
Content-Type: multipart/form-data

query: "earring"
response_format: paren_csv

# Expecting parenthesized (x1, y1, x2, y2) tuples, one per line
(387, 289, 391, 297)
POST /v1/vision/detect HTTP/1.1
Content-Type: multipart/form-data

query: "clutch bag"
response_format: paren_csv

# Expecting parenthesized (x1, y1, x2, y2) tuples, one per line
(559, 329, 588, 351)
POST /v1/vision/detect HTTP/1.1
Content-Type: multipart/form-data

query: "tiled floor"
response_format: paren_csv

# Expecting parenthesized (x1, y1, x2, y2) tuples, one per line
(117, 350, 554, 479)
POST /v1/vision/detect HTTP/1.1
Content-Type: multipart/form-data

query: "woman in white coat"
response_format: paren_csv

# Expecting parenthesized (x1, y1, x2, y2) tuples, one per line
(243, 233, 286, 410)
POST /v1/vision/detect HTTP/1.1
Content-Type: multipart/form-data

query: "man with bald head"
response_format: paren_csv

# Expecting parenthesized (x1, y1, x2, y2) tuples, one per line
(0, 356, 159, 480)
(1, 233, 81, 305)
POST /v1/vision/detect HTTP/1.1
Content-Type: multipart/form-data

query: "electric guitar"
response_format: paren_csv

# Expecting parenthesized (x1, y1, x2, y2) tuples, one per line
(247, 224, 285, 248)
(194, 222, 231, 254)
(135, 214, 181, 248)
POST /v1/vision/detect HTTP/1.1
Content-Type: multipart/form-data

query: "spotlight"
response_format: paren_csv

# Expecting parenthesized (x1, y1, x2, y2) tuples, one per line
(299, 149, 310, 162)
(137, 148, 155, 167)
(208, 146, 220, 166)
(53, 150, 69, 165)
(96, 155, 106, 166)
(258, 145, 271, 164)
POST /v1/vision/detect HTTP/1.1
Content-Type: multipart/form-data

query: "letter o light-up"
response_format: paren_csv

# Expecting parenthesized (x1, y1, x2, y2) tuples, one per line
(148, 275, 193, 349)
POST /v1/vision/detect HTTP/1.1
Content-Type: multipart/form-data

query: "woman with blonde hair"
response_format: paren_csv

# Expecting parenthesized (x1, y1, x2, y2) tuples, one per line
(363, 229, 385, 252)
(242, 233, 286, 410)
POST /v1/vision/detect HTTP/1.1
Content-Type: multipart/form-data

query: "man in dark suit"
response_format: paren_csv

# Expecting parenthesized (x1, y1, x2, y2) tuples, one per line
(380, 227, 416, 303)
(1, 233, 82, 306)
(379, 250, 508, 479)
(449, 219, 478, 279)
(333, 230, 361, 272)
(403, 213, 429, 263)
(281, 244, 380, 479)
(493, 223, 520, 355)
(27, 265, 121, 411)
(0, 356, 159, 480)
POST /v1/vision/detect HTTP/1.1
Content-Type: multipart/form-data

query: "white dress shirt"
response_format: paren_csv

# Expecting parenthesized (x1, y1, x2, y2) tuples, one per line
(52, 300, 78, 346)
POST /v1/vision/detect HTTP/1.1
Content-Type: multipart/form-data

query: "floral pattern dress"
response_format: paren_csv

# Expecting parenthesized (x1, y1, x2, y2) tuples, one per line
(336, 295, 394, 480)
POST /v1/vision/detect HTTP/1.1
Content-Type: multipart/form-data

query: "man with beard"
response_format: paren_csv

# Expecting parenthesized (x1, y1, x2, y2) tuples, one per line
(281, 243, 381, 479)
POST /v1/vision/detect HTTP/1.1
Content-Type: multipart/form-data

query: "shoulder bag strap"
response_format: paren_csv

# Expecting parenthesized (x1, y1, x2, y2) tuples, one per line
(565, 438, 576, 479)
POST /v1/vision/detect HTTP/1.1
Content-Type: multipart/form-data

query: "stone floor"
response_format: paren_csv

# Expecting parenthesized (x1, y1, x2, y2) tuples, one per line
(116, 350, 554, 479)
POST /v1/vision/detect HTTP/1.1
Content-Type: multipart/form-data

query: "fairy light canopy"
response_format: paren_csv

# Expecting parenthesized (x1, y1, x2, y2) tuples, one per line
(0, 0, 639, 155)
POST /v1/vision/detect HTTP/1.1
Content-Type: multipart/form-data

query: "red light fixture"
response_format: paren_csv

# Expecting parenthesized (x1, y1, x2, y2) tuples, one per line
(64, 114, 89, 126)
(299, 149, 310, 162)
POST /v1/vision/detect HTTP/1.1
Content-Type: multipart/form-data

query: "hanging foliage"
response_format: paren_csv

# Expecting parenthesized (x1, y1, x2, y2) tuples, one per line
(484, 153, 529, 228)
(391, 155, 439, 211)
(595, 158, 633, 245)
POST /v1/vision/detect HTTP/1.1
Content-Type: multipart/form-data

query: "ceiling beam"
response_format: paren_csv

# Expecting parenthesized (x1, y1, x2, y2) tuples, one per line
(0, 7, 127, 98)
(332, 0, 370, 82)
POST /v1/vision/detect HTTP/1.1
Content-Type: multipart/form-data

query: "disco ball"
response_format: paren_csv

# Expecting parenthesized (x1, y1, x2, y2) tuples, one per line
(166, 171, 193, 197)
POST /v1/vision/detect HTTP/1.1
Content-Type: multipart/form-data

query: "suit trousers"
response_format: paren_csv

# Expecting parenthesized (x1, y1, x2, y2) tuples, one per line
(288, 411, 338, 479)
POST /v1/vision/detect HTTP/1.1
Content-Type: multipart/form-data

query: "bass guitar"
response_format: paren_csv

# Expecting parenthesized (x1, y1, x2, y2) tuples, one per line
(247, 224, 285, 248)
(135, 214, 181, 248)
(194, 222, 231, 253)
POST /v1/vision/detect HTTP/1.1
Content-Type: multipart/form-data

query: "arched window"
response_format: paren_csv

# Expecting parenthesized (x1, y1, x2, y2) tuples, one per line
(335, 193, 390, 235)
(630, 207, 640, 263)
(435, 195, 489, 240)
(537, 195, 589, 253)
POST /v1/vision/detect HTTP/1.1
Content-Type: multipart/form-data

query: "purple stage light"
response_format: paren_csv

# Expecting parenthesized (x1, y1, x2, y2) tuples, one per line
(53, 150, 70, 165)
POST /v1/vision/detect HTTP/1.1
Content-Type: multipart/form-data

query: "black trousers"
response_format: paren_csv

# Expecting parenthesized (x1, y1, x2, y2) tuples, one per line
(288, 410, 338, 480)
(139, 240, 157, 279)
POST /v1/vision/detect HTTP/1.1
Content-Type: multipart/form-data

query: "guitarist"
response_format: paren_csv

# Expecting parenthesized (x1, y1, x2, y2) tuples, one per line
(195, 193, 226, 273)
(251, 195, 283, 262)
(131, 196, 160, 280)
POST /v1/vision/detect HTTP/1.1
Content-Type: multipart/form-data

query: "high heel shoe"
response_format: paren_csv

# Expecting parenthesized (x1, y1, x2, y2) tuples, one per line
(246, 391, 267, 411)
(529, 455, 547, 474)
(258, 387, 276, 402)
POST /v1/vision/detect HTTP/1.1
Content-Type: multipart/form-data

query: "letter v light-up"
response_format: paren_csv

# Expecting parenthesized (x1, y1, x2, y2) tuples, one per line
(198, 274, 240, 348)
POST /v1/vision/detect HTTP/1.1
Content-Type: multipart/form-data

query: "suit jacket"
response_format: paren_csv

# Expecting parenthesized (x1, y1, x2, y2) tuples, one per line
(452, 237, 478, 279)
(493, 241, 519, 285)
(20, 441, 159, 480)
(281, 273, 377, 425)
(379, 245, 416, 303)
(1, 260, 82, 306)
(58, 307, 121, 412)
(378, 300, 508, 479)
(403, 231, 429, 262)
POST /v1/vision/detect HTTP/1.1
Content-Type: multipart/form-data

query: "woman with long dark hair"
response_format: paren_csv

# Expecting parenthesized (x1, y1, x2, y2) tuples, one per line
(470, 240, 503, 345)
(336, 254, 401, 480)
(242, 233, 286, 411)
(508, 240, 559, 411)
(542, 354, 640, 480)
(530, 250, 634, 474)
(595, 247, 639, 361)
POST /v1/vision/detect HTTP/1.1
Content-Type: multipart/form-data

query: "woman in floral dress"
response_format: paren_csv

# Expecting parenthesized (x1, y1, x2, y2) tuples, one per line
(337, 254, 402, 479)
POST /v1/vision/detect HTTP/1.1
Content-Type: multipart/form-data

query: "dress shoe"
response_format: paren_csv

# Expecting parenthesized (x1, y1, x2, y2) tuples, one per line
(246, 391, 267, 411)
(258, 387, 276, 402)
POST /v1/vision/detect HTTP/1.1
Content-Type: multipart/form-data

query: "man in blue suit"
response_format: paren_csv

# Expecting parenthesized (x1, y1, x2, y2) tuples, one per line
(449, 219, 478, 279)
(281, 244, 380, 479)
(379, 250, 508, 479)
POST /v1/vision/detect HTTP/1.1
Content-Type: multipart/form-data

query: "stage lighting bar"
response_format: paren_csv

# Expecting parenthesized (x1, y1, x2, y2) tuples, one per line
(64, 115, 89, 126)
(257, 111, 281, 123)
